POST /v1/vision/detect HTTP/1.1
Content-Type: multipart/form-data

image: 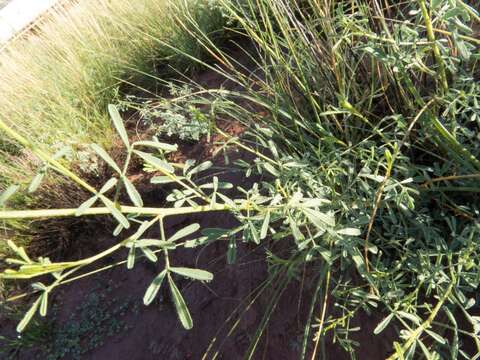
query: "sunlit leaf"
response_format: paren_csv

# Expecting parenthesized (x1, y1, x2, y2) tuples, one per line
(301, 198, 331, 207)
(108, 104, 130, 148)
(151, 176, 178, 184)
(168, 223, 200, 242)
(260, 211, 270, 240)
(140, 247, 158, 263)
(417, 339, 431, 359)
(0, 184, 19, 206)
(103, 198, 130, 229)
(113, 223, 124, 236)
(133, 140, 177, 152)
(249, 222, 260, 244)
(425, 329, 446, 344)
(217, 193, 236, 208)
(127, 245, 135, 269)
(169, 267, 213, 281)
(199, 181, 233, 190)
(134, 150, 174, 173)
(168, 275, 193, 330)
(337, 228, 361, 236)
(39, 292, 48, 317)
(123, 176, 143, 207)
(188, 161, 212, 176)
(28, 171, 45, 193)
(91, 144, 121, 173)
(75, 196, 98, 216)
(374, 313, 394, 335)
(99, 177, 118, 193)
(302, 208, 335, 228)
(17, 297, 41, 332)
(31, 282, 47, 291)
(263, 162, 279, 176)
(397, 311, 421, 325)
(7, 240, 31, 263)
(143, 269, 167, 305)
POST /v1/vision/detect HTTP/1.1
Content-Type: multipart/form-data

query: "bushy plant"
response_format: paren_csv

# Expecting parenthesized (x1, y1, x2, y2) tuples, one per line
(122, 84, 214, 142)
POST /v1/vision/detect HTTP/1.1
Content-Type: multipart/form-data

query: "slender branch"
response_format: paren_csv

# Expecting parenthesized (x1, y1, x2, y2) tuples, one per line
(418, 0, 448, 93)
(311, 268, 331, 360)
(364, 99, 434, 273)
(0, 204, 239, 220)
(387, 281, 455, 360)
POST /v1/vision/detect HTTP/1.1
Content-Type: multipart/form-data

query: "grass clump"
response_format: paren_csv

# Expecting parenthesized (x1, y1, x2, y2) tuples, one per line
(0, 0, 228, 187)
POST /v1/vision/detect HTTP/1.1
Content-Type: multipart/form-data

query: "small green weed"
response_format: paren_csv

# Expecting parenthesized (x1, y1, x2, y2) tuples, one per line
(39, 283, 137, 360)
(121, 84, 216, 142)
(1, 281, 138, 360)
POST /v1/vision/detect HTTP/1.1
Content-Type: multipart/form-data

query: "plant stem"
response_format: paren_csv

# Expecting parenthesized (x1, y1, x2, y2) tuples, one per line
(418, 0, 448, 93)
(0, 203, 242, 220)
(387, 281, 454, 360)
(310, 268, 331, 360)
(113, 149, 132, 205)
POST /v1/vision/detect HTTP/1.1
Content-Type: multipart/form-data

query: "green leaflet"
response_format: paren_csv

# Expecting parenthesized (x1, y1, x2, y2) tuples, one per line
(102, 198, 130, 228)
(133, 150, 174, 173)
(127, 246, 136, 269)
(302, 208, 335, 228)
(168, 274, 193, 330)
(0, 184, 19, 206)
(169, 267, 213, 281)
(249, 222, 260, 244)
(100, 177, 119, 193)
(39, 292, 49, 317)
(143, 269, 167, 305)
(374, 313, 394, 335)
(140, 247, 158, 263)
(188, 161, 212, 176)
(260, 211, 270, 240)
(151, 176, 178, 184)
(17, 297, 41, 332)
(337, 227, 361, 236)
(133, 140, 177, 152)
(108, 104, 130, 149)
(7, 240, 31, 263)
(168, 223, 200, 242)
(28, 171, 45, 193)
(123, 176, 143, 207)
(75, 196, 98, 216)
(91, 144, 121, 173)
